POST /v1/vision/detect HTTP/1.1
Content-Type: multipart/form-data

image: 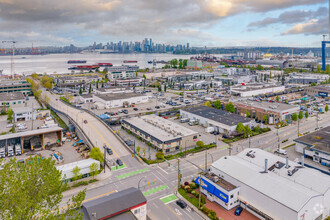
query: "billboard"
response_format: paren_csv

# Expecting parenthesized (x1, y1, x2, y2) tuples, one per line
(195, 176, 229, 203)
(318, 92, 328, 97)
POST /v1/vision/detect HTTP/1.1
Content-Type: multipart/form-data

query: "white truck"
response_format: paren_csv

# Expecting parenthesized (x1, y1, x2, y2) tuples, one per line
(15, 144, 22, 156)
(0, 148, 5, 158)
(180, 118, 190, 123)
(7, 145, 14, 157)
(275, 149, 287, 155)
(205, 127, 215, 133)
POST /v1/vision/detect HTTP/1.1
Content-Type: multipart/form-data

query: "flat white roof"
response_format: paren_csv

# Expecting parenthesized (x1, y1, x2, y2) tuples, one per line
(0, 126, 63, 140)
(56, 158, 100, 172)
(12, 107, 33, 114)
(211, 148, 330, 212)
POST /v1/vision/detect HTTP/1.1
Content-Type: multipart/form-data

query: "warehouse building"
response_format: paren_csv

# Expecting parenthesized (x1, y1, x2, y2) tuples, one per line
(81, 187, 147, 220)
(198, 148, 330, 220)
(93, 93, 148, 109)
(305, 85, 330, 98)
(230, 83, 285, 97)
(180, 106, 254, 135)
(0, 92, 26, 110)
(122, 115, 198, 153)
(294, 126, 330, 167)
(256, 60, 288, 69)
(231, 100, 300, 124)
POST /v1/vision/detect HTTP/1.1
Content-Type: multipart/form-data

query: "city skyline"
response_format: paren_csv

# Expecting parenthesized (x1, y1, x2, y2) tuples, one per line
(0, 0, 328, 48)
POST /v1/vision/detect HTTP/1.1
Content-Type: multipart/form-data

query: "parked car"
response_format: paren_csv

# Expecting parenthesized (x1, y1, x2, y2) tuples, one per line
(116, 159, 123, 166)
(123, 110, 128, 114)
(133, 108, 138, 111)
(106, 147, 113, 155)
(234, 207, 243, 216)
(155, 106, 160, 109)
(176, 200, 187, 209)
(84, 120, 88, 124)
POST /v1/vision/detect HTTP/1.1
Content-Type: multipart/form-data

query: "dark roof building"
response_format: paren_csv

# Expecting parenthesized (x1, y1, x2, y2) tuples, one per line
(81, 187, 147, 220)
(294, 126, 330, 167)
(180, 106, 254, 135)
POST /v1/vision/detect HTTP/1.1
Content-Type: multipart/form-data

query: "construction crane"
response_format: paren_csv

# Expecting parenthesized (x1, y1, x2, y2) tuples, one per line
(2, 40, 16, 77)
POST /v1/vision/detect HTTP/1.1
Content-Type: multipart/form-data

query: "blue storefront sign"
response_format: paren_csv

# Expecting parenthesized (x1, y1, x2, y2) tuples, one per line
(318, 92, 328, 97)
(195, 177, 229, 203)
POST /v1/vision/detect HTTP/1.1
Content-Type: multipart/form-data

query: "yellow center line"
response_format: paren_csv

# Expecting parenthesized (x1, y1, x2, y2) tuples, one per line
(165, 204, 183, 220)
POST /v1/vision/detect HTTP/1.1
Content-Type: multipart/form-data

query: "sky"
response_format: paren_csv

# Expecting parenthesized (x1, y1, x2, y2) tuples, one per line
(0, 0, 328, 48)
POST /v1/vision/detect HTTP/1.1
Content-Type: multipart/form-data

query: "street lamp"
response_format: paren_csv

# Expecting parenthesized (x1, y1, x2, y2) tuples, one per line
(103, 144, 107, 173)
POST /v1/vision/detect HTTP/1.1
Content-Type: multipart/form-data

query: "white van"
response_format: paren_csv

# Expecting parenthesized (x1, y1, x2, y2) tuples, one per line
(275, 149, 287, 155)
(180, 118, 189, 123)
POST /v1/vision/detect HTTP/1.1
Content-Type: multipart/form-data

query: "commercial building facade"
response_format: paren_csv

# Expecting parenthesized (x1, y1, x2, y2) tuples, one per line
(231, 100, 300, 124)
(230, 83, 285, 97)
(106, 65, 139, 79)
(305, 86, 330, 98)
(0, 80, 31, 95)
(294, 126, 330, 167)
(201, 148, 330, 220)
(0, 92, 26, 110)
(93, 93, 148, 109)
(122, 115, 198, 153)
(180, 106, 254, 135)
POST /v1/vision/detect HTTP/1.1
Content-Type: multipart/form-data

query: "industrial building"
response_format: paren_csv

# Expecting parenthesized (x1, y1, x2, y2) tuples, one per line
(0, 92, 26, 110)
(0, 80, 31, 95)
(81, 187, 147, 220)
(94, 86, 132, 95)
(198, 148, 330, 220)
(93, 93, 148, 109)
(305, 85, 330, 98)
(180, 106, 254, 135)
(231, 100, 300, 124)
(122, 115, 198, 153)
(256, 60, 288, 69)
(230, 83, 285, 97)
(288, 73, 329, 85)
(294, 126, 330, 167)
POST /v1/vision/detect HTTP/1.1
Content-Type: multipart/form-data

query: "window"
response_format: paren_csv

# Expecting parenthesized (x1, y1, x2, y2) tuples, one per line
(134, 209, 140, 214)
(193, 135, 197, 139)
(230, 195, 233, 198)
(166, 149, 170, 153)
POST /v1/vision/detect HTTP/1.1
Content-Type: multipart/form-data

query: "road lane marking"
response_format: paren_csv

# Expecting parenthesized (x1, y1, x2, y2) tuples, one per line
(160, 194, 178, 204)
(158, 165, 169, 174)
(117, 168, 149, 180)
(143, 185, 168, 196)
(165, 204, 183, 220)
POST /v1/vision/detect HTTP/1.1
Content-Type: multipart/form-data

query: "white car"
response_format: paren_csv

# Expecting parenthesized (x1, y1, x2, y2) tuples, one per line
(275, 149, 287, 155)
(6, 124, 13, 128)
(317, 117, 322, 121)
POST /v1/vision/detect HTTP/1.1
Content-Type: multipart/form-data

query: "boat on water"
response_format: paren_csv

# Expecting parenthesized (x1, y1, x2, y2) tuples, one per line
(67, 60, 87, 64)
(147, 61, 153, 64)
(98, 63, 113, 67)
(68, 65, 99, 70)
(123, 60, 137, 63)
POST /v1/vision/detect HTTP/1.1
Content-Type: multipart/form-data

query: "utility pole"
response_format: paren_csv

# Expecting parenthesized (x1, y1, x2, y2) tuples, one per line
(177, 158, 181, 189)
(277, 126, 280, 152)
(297, 118, 300, 137)
(205, 149, 208, 171)
(198, 174, 202, 209)
(248, 134, 251, 148)
(103, 145, 106, 173)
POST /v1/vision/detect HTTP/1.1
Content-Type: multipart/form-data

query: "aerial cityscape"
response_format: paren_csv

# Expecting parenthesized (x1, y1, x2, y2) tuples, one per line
(0, 0, 330, 220)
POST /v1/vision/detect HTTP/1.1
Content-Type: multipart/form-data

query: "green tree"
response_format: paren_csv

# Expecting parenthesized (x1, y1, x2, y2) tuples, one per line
(89, 147, 103, 163)
(245, 110, 251, 118)
(196, 141, 204, 147)
(204, 101, 212, 107)
(225, 102, 235, 113)
(245, 125, 252, 137)
(214, 100, 221, 109)
(236, 123, 246, 134)
(155, 152, 165, 160)
(89, 83, 92, 93)
(170, 59, 178, 68)
(311, 82, 317, 86)
(256, 65, 264, 71)
(263, 114, 268, 123)
(164, 84, 167, 92)
(7, 108, 13, 122)
(0, 156, 86, 219)
(325, 104, 329, 112)
(291, 113, 298, 121)
(143, 74, 146, 79)
(72, 166, 82, 181)
(79, 86, 82, 95)
(316, 64, 321, 72)
(89, 162, 99, 179)
(305, 111, 309, 119)
(276, 95, 279, 102)
(136, 146, 141, 154)
(31, 73, 40, 79)
(298, 111, 303, 120)
(158, 85, 161, 92)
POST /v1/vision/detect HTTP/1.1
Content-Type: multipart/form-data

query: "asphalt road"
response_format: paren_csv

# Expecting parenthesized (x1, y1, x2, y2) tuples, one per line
(46, 89, 330, 220)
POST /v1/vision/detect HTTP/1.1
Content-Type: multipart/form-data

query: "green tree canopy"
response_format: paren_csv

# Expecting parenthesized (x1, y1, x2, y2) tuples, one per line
(298, 111, 303, 120)
(236, 123, 246, 134)
(89, 147, 103, 163)
(89, 162, 99, 179)
(7, 108, 13, 122)
(291, 113, 298, 121)
(276, 96, 279, 102)
(72, 166, 82, 181)
(263, 114, 268, 123)
(225, 102, 235, 113)
(214, 100, 221, 109)
(245, 110, 251, 118)
(155, 152, 165, 160)
(325, 104, 329, 112)
(0, 156, 86, 219)
(305, 111, 309, 119)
